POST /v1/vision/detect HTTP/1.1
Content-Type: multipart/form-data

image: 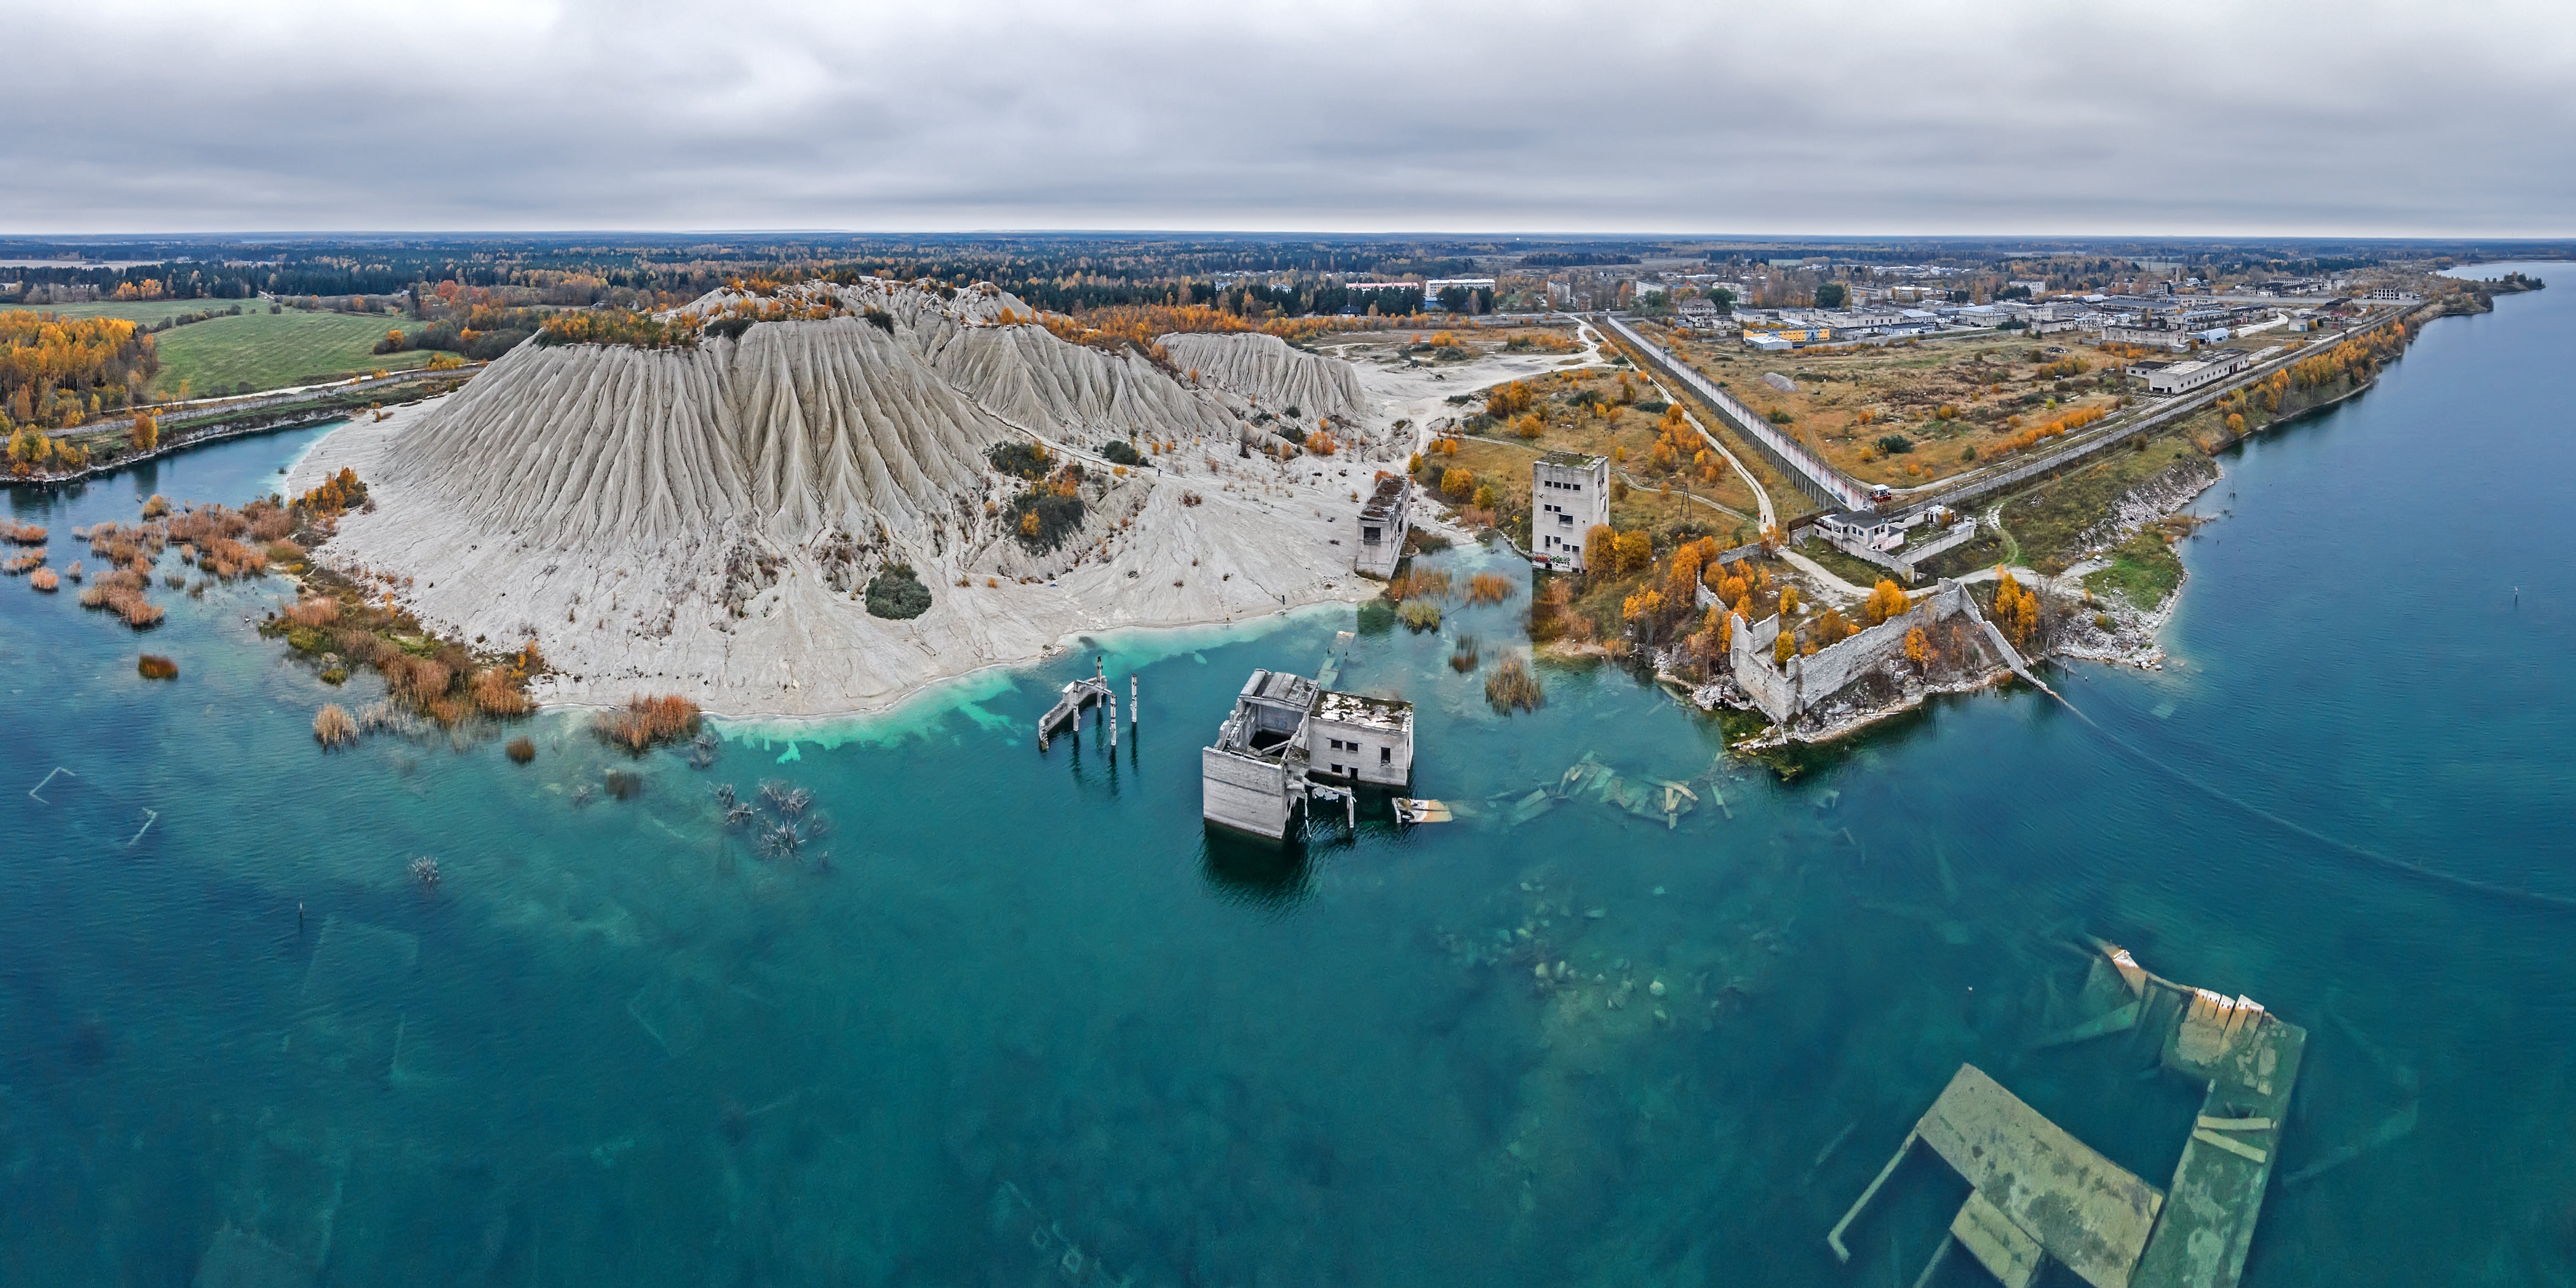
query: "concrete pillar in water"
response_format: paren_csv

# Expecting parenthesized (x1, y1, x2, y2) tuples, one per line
(1109, 693, 1117, 748)
(1130, 673, 1138, 727)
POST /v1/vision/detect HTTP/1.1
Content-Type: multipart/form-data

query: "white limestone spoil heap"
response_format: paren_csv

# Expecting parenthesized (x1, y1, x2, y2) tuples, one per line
(291, 279, 1394, 718)
(1160, 331, 1370, 426)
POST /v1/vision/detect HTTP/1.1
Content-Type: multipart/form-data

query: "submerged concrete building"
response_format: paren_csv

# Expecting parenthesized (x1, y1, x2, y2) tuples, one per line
(1531, 450, 1609, 571)
(1202, 669, 1415, 839)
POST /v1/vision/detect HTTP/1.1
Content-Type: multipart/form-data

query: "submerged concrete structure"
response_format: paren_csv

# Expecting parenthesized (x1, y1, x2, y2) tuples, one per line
(1201, 668, 1414, 839)
(1828, 943, 2308, 1288)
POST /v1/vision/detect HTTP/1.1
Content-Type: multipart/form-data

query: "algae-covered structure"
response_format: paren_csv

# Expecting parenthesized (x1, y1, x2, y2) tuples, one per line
(1829, 942, 2306, 1288)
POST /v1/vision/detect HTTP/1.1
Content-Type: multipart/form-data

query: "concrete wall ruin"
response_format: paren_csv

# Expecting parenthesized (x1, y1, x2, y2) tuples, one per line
(1730, 580, 1976, 724)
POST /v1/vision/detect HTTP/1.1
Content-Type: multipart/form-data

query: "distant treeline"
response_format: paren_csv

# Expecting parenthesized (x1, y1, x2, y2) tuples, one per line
(1519, 252, 1638, 267)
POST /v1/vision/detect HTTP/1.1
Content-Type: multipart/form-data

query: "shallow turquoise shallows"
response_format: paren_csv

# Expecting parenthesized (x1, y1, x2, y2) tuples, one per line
(4, 268, 2572, 1285)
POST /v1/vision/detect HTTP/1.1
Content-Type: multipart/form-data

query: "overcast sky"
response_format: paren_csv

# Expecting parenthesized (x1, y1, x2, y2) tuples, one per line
(7, 0, 2570, 237)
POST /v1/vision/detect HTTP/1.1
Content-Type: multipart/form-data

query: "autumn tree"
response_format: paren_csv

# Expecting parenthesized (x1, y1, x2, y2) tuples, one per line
(1992, 569, 2039, 644)
(130, 412, 157, 453)
(1582, 524, 1614, 573)
(1815, 607, 1855, 646)
(1863, 579, 1908, 627)
(1613, 529, 1652, 574)
(1903, 626, 1931, 671)
(1441, 468, 1474, 499)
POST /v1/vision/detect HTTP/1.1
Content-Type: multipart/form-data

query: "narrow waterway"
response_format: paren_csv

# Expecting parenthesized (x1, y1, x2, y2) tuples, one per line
(0, 269, 2570, 1284)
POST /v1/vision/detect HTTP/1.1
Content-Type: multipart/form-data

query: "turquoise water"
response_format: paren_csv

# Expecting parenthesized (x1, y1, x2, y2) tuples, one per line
(3, 270, 2573, 1284)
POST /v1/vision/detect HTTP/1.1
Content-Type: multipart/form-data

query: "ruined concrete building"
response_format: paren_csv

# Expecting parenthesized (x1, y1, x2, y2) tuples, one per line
(1202, 669, 1414, 839)
(1353, 474, 1411, 579)
(1531, 450, 1608, 571)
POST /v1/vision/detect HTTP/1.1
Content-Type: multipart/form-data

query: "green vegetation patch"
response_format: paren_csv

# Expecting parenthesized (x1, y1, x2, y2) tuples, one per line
(1794, 539, 1890, 589)
(1996, 433, 2210, 574)
(987, 440, 1050, 480)
(149, 310, 434, 398)
(1005, 489, 1086, 549)
(2084, 528, 2185, 609)
(1099, 439, 1142, 466)
(863, 563, 933, 619)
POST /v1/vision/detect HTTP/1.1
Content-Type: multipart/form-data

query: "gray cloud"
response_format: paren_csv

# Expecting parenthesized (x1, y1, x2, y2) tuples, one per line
(6, 0, 2571, 234)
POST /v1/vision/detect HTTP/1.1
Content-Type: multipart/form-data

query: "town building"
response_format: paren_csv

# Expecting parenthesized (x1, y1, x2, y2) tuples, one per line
(1352, 474, 1411, 578)
(1675, 297, 1726, 329)
(1531, 450, 1610, 570)
(1817, 511, 1901, 550)
(2102, 321, 2192, 352)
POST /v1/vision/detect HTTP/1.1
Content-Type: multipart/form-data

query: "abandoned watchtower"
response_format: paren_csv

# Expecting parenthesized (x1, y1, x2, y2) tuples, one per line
(1531, 450, 1608, 571)
(1353, 474, 1413, 579)
(1202, 669, 1415, 839)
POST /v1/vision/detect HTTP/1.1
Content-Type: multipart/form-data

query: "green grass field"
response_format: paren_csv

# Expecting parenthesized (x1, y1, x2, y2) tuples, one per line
(2, 301, 434, 396)
(0, 299, 268, 327)
(143, 311, 434, 398)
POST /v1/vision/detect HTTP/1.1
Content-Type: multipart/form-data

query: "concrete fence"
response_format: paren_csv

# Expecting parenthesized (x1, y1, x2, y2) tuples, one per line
(1601, 314, 1872, 512)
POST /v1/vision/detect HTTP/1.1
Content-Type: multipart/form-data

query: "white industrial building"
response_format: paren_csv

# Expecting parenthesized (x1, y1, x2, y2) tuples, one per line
(2142, 348, 2252, 395)
(1532, 450, 1610, 570)
(2103, 322, 2192, 352)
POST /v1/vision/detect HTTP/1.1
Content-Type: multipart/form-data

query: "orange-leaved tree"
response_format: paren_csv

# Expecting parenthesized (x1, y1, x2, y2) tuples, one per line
(1863, 579, 1908, 627)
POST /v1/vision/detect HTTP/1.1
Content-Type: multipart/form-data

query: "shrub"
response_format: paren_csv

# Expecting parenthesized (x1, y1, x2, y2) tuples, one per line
(505, 736, 536, 764)
(1875, 434, 1914, 455)
(1399, 599, 1442, 632)
(987, 440, 1050, 480)
(470, 667, 533, 717)
(1099, 439, 1142, 466)
(1004, 489, 1086, 550)
(29, 567, 58, 591)
(1484, 653, 1545, 713)
(1449, 634, 1481, 672)
(137, 654, 178, 680)
(1387, 568, 1451, 602)
(401, 658, 453, 702)
(285, 597, 338, 628)
(596, 694, 701, 753)
(313, 703, 358, 748)
(864, 563, 934, 619)
(1466, 572, 1514, 605)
